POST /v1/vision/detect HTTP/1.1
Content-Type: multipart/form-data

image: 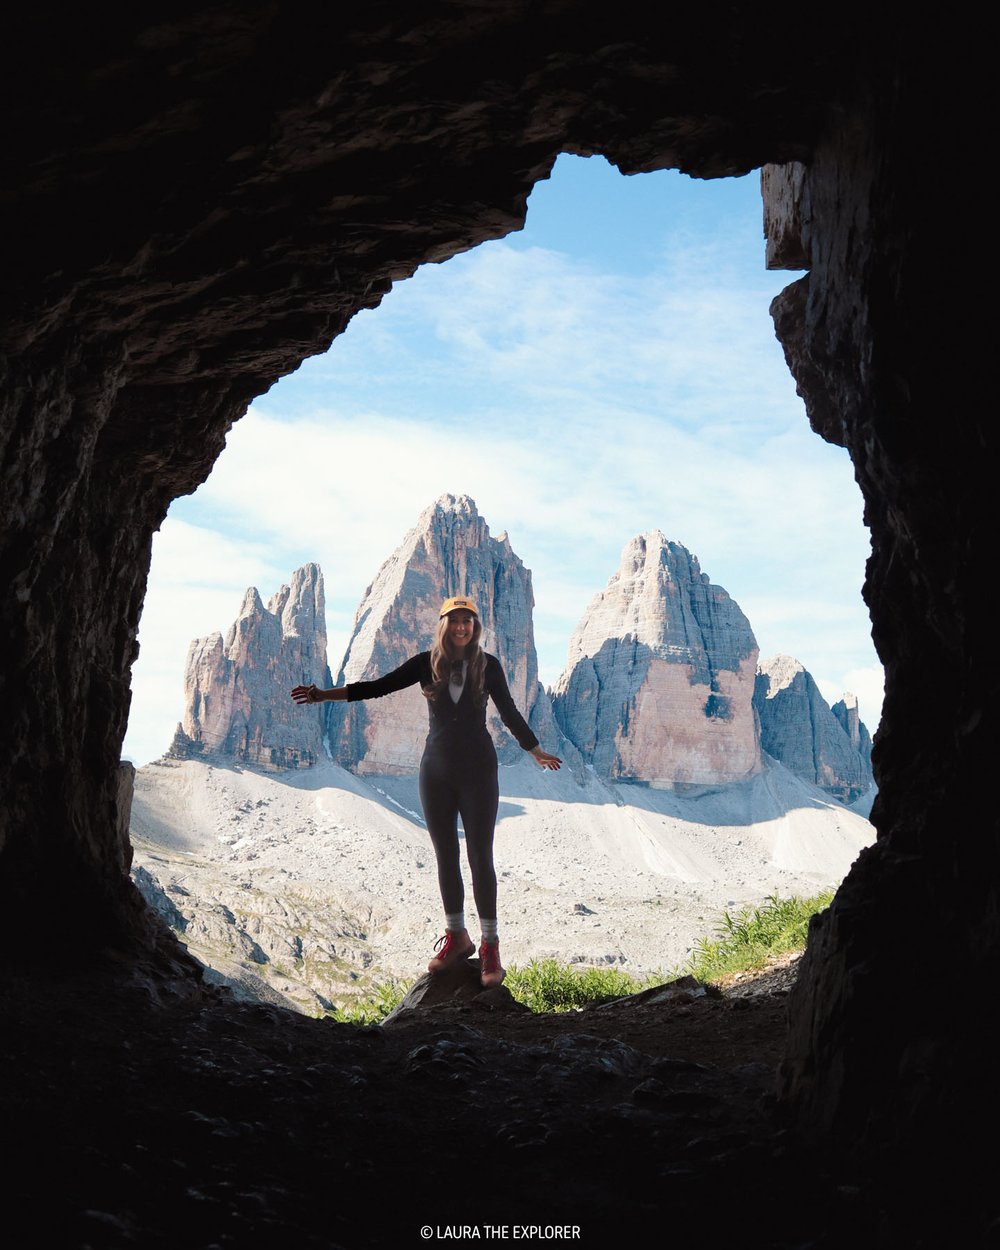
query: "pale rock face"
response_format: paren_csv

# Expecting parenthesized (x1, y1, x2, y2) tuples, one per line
(329, 494, 558, 774)
(552, 533, 762, 788)
(170, 564, 330, 769)
(754, 656, 874, 803)
(831, 692, 874, 770)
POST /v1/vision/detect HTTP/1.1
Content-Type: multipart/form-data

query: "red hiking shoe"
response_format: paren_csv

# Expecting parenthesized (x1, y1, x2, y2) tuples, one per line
(427, 929, 475, 974)
(479, 940, 505, 988)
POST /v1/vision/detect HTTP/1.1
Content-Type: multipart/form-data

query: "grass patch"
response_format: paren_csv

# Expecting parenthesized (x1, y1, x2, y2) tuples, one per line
(329, 977, 413, 1026)
(686, 890, 834, 984)
(504, 958, 662, 1013)
(328, 891, 835, 1024)
(326, 959, 663, 1024)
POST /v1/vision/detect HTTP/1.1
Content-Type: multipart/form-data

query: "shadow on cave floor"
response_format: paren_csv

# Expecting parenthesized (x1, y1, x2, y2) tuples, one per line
(0, 959, 976, 1248)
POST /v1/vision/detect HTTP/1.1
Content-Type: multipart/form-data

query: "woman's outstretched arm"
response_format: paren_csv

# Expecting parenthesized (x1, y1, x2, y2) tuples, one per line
(291, 654, 426, 707)
(485, 656, 562, 770)
(290, 684, 347, 704)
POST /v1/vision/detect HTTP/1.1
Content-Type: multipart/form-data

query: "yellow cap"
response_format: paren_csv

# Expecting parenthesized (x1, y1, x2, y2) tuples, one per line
(439, 596, 478, 618)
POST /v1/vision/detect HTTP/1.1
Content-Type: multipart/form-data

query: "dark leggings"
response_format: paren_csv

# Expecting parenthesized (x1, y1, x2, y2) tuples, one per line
(419, 749, 500, 919)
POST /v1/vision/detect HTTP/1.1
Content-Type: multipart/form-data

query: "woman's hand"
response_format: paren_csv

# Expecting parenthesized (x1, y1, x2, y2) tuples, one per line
(530, 746, 562, 771)
(292, 684, 348, 705)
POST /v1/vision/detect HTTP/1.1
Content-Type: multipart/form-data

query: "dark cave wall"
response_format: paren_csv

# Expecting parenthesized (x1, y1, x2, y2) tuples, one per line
(0, 3, 835, 949)
(1, 1, 984, 1158)
(772, 52, 996, 1144)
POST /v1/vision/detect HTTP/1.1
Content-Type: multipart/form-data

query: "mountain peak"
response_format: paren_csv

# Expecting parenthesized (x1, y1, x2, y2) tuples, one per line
(328, 497, 556, 774)
(757, 654, 807, 696)
(238, 586, 265, 618)
(553, 535, 760, 788)
(428, 493, 479, 520)
(170, 567, 330, 770)
(755, 660, 873, 803)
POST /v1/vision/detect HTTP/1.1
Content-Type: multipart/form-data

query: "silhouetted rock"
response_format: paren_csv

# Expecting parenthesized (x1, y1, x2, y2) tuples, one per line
(1, 5, 976, 1201)
(382, 962, 530, 1026)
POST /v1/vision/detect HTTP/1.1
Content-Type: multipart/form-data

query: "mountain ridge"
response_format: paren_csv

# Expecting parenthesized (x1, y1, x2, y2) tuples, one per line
(162, 495, 874, 801)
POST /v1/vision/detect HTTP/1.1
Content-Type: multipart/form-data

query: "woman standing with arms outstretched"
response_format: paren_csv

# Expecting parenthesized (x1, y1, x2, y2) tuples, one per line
(291, 596, 561, 988)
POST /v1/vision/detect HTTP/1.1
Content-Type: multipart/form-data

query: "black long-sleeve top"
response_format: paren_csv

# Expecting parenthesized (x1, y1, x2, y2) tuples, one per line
(346, 651, 539, 754)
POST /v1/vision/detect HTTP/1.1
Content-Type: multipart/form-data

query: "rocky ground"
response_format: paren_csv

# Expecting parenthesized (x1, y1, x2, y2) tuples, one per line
(0, 951, 970, 1249)
(129, 756, 874, 1014)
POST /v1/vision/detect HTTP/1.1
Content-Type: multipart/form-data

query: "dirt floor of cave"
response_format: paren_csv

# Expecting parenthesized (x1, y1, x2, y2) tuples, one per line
(0, 954, 962, 1248)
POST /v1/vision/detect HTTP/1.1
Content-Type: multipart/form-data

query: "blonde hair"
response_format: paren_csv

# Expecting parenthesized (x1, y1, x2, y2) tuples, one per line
(425, 612, 486, 705)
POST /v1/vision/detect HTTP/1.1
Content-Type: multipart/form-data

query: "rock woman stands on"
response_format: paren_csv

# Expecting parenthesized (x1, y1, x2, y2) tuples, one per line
(291, 597, 561, 988)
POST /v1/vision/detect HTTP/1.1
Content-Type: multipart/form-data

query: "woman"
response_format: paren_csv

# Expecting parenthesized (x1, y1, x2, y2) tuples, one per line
(291, 596, 561, 988)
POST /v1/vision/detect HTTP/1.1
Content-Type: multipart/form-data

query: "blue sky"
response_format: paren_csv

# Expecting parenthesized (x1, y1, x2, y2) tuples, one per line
(124, 155, 883, 765)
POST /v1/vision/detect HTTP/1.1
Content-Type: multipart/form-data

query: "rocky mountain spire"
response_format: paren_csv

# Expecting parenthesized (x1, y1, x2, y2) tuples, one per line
(328, 494, 558, 773)
(169, 564, 330, 769)
(831, 691, 874, 770)
(552, 532, 762, 788)
(754, 657, 874, 802)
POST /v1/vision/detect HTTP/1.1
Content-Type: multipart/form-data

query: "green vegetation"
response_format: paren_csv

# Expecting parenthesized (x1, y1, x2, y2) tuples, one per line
(326, 891, 835, 1025)
(686, 890, 834, 983)
(326, 959, 663, 1024)
(330, 977, 413, 1026)
(504, 958, 662, 1013)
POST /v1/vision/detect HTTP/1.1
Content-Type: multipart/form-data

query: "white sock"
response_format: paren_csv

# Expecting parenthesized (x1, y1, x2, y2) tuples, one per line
(445, 912, 466, 933)
(480, 918, 498, 943)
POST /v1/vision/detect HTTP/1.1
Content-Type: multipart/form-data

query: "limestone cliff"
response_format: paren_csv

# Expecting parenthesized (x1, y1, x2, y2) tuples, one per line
(552, 533, 762, 788)
(753, 656, 873, 803)
(170, 564, 330, 769)
(328, 495, 558, 774)
(831, 692, 874, 771)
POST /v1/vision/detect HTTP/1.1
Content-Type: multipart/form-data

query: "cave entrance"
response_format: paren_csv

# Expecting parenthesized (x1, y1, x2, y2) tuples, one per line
(125, 154, 881, 1013)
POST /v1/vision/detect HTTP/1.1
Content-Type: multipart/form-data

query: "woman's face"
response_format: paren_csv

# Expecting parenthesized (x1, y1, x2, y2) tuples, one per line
(446, 611, 476, 651)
